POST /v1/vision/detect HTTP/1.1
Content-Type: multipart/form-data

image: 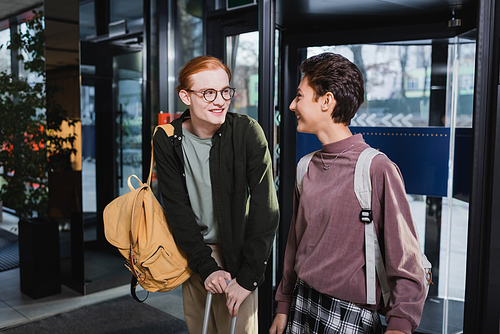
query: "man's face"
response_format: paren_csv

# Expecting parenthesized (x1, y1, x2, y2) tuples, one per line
(179, 68, 231, 133)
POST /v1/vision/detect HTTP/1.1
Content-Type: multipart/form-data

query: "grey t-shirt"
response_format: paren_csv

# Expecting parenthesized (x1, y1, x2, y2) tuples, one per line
(181, 129, 220, 244)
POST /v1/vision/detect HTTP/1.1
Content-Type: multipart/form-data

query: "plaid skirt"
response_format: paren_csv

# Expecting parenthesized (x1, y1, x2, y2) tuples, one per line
(286, 278, 382, 334)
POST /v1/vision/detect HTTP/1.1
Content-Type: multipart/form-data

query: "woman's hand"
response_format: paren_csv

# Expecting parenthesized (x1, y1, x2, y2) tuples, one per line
(224, 279, 251, 317)
(269, 313, 288, 334)
(204, 270, 232, 294)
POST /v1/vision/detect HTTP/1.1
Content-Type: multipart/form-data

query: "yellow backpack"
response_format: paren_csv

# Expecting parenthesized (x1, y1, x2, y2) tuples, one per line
(103, 124, 192, 301)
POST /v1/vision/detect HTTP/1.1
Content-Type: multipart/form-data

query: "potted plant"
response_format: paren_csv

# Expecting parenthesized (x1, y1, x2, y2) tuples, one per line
(0, 10, 77, 219)
(0, 10, 77, 299)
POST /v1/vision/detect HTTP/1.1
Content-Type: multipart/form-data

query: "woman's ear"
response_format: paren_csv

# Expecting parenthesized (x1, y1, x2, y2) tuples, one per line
(321, 92, 336, 112)
(179, 90, 191, 105)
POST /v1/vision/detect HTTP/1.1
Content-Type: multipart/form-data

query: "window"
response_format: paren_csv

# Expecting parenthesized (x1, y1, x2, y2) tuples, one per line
(226, 31, 259, 120)
(18, 21, 44, 84)
(0, 28, 10, 74)
(172, 0, 203, 115)
(79, 0, 96, 40)
(110, 0, 144, 32)
(407, 77, 419, 91)
(308, 43, 433, 127)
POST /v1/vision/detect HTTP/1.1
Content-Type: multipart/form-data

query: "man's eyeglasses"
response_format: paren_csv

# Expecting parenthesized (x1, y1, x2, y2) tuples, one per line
(186, 87, 236, 102)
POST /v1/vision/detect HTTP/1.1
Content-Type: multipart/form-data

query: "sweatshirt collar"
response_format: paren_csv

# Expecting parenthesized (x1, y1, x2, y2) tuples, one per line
(322, 133, 365, 154)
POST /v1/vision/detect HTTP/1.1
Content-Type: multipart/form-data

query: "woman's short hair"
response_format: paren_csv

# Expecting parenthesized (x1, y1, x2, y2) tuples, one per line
(176, 55, 232, 92)
(300, 52, 364, 125)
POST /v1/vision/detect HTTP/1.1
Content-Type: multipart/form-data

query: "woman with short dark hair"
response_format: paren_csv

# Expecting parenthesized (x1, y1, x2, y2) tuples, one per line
(270, 53, 426, 334)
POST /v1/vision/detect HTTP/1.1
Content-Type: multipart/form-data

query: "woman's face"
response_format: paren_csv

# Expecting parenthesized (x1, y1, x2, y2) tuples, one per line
(179, 68, 231, 133)
(289, 76, 326, 134)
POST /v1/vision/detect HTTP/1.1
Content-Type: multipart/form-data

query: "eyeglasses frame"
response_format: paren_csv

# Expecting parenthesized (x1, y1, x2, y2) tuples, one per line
(185, 87, 236, 102)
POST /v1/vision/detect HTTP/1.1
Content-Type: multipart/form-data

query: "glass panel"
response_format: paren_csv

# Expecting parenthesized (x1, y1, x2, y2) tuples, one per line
(149, 0, 159, 128)
(79, 0, 96, 213)
(226, 31, 259, 120)
(455, 39, 475, 128)
(304, 34, 475, 333)
(114, 52, 143, 197)
(81, 84, 96, 212)
(436, 34, 474, 334)
(177, 0, 203, 65)
(272, 28, 280, 288)
(110, 0, 144, 32)
(79, 0, 96, 40)
(18, 22, 44, 84)
(0, 28, 10, 73)
(308, 43, 432, 127)
(171, 0, 203, 115)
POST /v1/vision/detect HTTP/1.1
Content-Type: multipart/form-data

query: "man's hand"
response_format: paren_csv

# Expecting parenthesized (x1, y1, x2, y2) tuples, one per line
(204, 270, 232, 294)
(269, 313, 288, 334)
(224, 279, 251, 317)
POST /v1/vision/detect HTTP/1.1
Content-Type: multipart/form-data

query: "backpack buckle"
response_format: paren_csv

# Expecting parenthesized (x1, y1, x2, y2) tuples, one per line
(360, 209, 372, 223)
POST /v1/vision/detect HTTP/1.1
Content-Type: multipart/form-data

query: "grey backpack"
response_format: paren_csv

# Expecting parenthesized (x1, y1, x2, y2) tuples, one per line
(296, 147, 432, 307)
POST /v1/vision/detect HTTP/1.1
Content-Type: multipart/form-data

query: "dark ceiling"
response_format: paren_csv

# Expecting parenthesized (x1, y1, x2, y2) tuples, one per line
(1, 0, 478, 24)
(1, 0, 478, 64)
(276, 0, 477, 34)
(0, 0, 41, 23)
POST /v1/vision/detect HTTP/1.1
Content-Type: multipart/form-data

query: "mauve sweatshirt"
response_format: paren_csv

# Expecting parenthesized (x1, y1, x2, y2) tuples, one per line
(275, 134, 426, 334)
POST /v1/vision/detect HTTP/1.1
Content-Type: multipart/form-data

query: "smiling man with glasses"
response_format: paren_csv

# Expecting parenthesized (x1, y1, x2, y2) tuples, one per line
(153, 55, 279, 334)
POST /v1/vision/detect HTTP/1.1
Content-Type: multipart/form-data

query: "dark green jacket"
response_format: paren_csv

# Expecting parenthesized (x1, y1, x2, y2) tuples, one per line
(153, 110, 279, 291)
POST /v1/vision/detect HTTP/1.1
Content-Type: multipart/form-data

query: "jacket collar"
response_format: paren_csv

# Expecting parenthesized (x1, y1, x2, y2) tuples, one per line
(174, 109, 227, 139)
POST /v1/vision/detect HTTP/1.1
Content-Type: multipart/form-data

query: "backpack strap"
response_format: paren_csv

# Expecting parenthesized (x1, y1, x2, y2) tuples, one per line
(296, 151, 317, 195)
(157, 123, 175, 137)
(130, 274, 149, 303)
(354, 147, 390, 306)
(148, 124, 175, 186)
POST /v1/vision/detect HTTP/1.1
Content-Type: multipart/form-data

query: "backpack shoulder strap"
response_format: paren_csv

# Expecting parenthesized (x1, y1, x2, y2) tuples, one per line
(156, 124, 175, 137)
(148, 124, 175, 186)
(296, 151, 317, 195)
(354, 147, 380, 211)
(354, 148, 390, 307)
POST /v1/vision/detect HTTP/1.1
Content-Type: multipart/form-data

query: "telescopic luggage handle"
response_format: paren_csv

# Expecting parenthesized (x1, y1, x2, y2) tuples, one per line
(201, 291, 237, 334)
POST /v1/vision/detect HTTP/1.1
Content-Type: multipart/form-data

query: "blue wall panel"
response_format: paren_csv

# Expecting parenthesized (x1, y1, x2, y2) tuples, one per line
(296, 126, 451, 197)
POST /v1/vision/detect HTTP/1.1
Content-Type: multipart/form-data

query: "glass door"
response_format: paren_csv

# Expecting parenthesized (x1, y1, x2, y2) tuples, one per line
(113, 51, 143, 196)
(80, 50, 143, 208)
(73, 38, 144, 294)
(292, 33, 475, 333)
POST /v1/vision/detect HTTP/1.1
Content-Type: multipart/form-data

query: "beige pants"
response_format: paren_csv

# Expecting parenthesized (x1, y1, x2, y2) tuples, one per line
(182, 244, 258, 334)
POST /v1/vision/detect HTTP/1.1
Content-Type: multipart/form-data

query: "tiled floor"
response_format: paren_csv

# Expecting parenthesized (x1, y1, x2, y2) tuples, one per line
(1, 197, 469, 331)
(0, 211, 185, 331)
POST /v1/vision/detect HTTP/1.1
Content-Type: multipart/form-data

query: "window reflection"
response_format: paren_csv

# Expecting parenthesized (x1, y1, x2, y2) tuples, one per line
(0, 28, 10, 74)
(226, 31, 259, 120)
(173, 0, 203, 114)
(81, 84, 96, 212)
(110, 0, 144, 32)
(79, 0, 96, 40)
(455, 42, 475, 128)
(178, 0, 203, 65)
(114, 52, 143, 197)
(18, 22, 44, 84)
(308, 41, 474, 128)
